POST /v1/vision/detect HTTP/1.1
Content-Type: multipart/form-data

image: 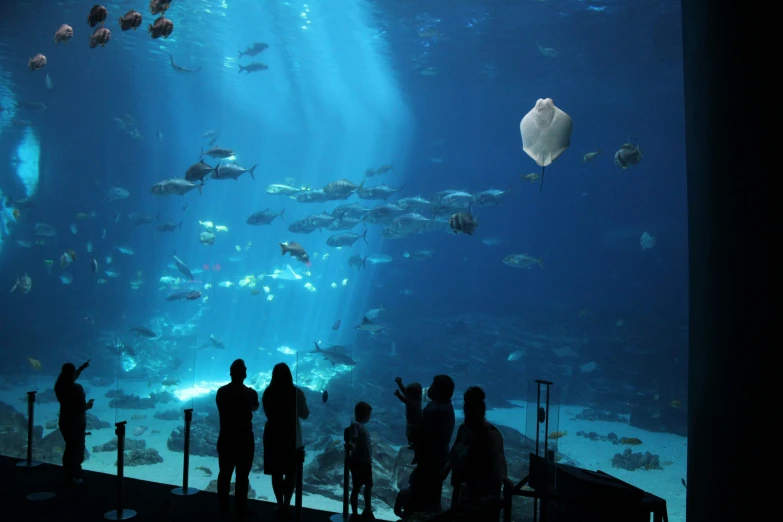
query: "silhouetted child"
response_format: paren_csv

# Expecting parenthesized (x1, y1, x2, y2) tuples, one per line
(394, 377, 423, 458)
(347, 401, 375, 521)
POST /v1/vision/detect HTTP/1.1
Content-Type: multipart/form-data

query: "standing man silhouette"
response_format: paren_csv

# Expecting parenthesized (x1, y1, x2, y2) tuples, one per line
(216, 359, 260, 517)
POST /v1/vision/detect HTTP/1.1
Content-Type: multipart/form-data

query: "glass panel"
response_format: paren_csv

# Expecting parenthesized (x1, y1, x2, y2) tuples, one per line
(524, 380, 562, 464)
(0, 1, 688, 521)
(298, 345, 365, 516)
(170, 338, 216, 492)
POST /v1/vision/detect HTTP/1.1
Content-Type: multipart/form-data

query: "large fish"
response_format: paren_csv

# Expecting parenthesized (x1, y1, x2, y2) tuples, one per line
(312, 342, 357, 367)
(214, 163, 257, 180)
(238, 42, 269, 58)
(130, 327, 158, 339)
(151, 179, 203, 196)
(326, 230, 368, 247)
(355, 316, 386, 333)
(247, 209, 285, 225)
(169, 253, 194, 280)
(185, 160, 219, 182)
(200, 146, 234, 160)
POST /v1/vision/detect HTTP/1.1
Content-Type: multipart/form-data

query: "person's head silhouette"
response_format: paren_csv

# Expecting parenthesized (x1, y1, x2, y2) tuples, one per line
(230, 359, 247, 383)
(270, 362, 293, 387)
(58, 362, 77, 384)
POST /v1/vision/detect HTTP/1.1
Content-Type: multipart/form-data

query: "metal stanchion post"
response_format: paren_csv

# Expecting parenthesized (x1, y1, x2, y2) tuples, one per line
(503, 480, 512, 522)
(172, 408, 199, 496)
(17, 391, 41, 468)
(330, 432, 352, 522)
(104, 421, 136, 520)
(19, 390, 57, 502)
(294, 446, 305, 522)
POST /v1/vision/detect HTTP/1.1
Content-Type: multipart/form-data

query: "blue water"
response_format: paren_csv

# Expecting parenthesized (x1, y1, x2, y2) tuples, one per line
(0, 0, 688, 519)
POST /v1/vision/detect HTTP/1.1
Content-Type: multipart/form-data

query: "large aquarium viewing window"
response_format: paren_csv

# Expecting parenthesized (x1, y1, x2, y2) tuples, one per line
(0, 1, 688, 521)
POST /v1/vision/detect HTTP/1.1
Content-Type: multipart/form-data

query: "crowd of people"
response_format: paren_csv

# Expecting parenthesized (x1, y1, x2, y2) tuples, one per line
(55, 359, 510, 521)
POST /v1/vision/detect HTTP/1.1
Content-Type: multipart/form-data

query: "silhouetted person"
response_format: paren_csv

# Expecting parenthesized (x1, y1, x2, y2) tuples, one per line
(54, 360, 93, 485)
(347, 401, 375, 520)
(216, 359, 259, 517)
(443, 386, 509, 521)
(407, 374, 455, 513)
(393, 376, 423, 455)
(263, 362, 309, 520)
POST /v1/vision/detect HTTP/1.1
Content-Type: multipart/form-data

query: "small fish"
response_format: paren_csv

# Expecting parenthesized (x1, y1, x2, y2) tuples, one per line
(583, 149, 601, 163)
(196, 466, 212, 476)
(54, 24, 74, 44)
(322, 390, 329, 403)
(90, 257, 98, 273)
(87, 5, 108, 27)
(614, 143, 643, 169)
(521, 172, 540, 183)
(547, 431, 567, 439)
(119, 10, 143, 31)
(620, 437, 643, 445)
(199, 231, 216, 245)
(89, 27, 111, 49)
(11, 274, 33, 294)
(148, 16, 174, 39)
(681, 478, 686, 489)
(280, 241, 311, 265)
(449, 212, 477, 235)
(149, 0, 172, 16)
(28, 53, 47, 71)
(60, 248, 77, 268)
(503, 254, 543, 269)
(332, 320, 341, 330)
(28, 357, 42, 370)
